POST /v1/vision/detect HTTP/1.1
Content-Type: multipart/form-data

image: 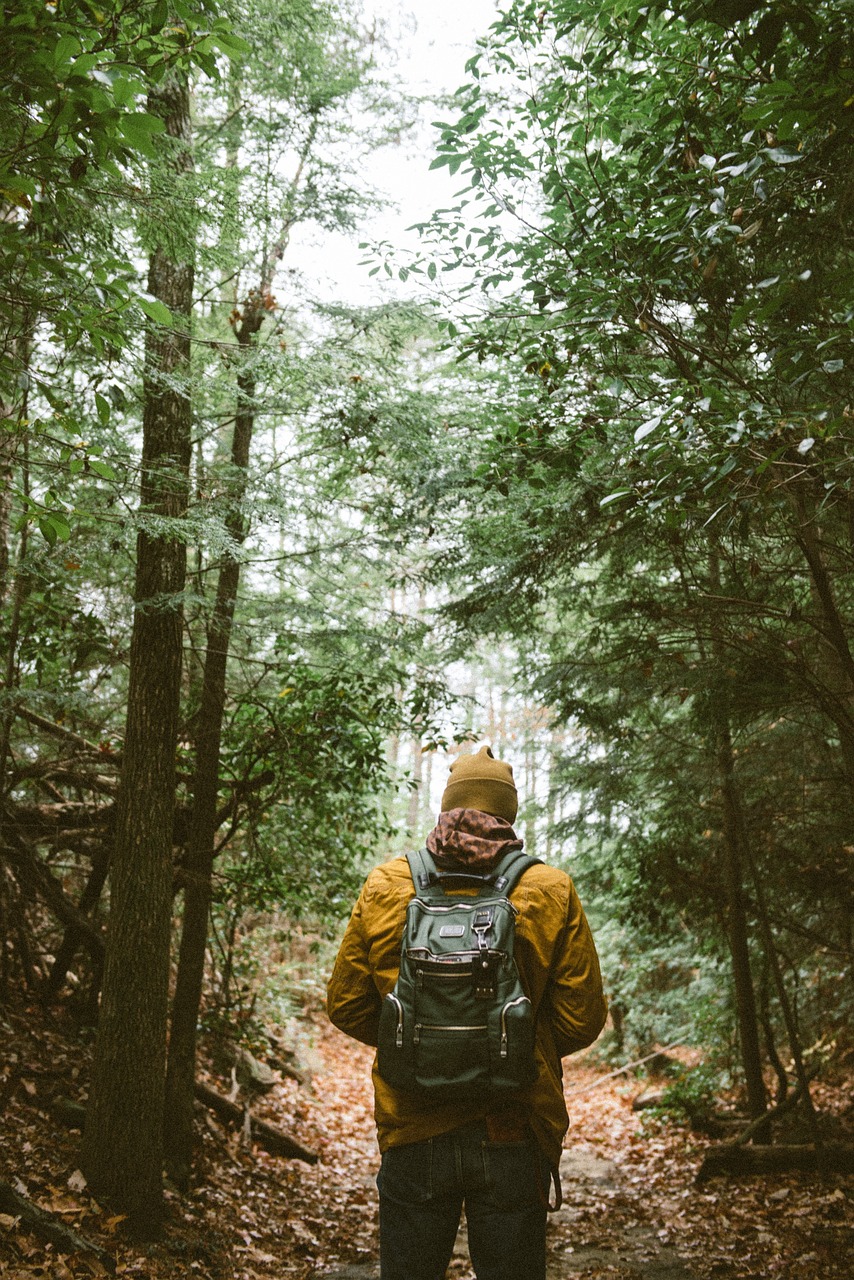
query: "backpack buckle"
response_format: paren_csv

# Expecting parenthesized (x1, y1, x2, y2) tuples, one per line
(472, 907, 493, 933)
(472, 909, 497, 999)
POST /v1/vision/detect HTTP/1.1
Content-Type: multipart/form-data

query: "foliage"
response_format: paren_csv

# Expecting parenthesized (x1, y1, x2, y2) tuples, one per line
(385, 0, 854, 1072)
(654, 1064, 722, 1122)
(0, 0, 244, 416)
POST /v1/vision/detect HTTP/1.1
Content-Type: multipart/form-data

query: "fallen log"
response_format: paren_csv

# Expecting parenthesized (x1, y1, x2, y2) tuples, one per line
(192, 1081, 318, 1164)
(696, 1142, 854, 1182)
(0, 1179, 116, 1273)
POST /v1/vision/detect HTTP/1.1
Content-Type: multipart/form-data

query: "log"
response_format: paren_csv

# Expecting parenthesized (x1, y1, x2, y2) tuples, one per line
(0, 1179, 116, 1273)
(696, 1142, 854, 1182)
(192, 1081, 318, 1164)
(728, 1067, 819, 1147)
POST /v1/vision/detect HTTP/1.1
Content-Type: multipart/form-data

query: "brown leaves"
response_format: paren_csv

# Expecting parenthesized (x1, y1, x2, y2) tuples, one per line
(2, 995, 853, 1280)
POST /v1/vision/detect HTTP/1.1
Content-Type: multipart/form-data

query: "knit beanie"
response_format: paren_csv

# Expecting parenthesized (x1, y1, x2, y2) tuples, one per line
(440, 745, 518, 824)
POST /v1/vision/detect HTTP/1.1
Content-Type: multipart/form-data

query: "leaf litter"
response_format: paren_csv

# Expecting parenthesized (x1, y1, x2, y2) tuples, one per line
(1, 998, 852, 1279)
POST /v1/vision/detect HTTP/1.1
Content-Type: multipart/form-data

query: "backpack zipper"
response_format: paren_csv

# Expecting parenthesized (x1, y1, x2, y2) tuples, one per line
(414, 1023, 488, 1043)
(500, 996, 531, 1058)
(411, 901, 518, 916)
(387, 992, 404, 1048)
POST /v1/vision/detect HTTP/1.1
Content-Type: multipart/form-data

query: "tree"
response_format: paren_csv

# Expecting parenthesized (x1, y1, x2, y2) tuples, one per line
(163, 0, 386, 1186)
(79, 62, 197, 1229)
(388, 0, 854, 1102)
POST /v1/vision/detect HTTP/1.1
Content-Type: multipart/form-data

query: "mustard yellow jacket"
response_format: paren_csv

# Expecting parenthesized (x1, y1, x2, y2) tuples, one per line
(326, 854, 607, 1169)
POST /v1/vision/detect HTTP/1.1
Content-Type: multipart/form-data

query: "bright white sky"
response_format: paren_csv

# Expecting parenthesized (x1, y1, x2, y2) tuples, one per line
(297, 0, 499, 302)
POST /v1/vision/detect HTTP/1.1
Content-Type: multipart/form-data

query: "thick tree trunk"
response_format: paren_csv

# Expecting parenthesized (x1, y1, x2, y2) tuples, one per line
(163, 360, 254, 1189)
(79, 71, 194, 1233)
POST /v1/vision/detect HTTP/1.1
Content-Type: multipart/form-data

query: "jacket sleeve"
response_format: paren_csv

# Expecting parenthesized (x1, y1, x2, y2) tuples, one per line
(326, 878, 383, 1047)
(547, 879, 608, 1058)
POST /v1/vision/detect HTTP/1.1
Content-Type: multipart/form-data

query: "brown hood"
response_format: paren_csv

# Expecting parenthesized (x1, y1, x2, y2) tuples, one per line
(425, 806, 523, 872)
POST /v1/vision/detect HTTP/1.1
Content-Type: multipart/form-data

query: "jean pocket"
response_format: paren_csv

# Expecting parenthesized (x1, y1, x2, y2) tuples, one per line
(378, 1138, 434, 1204)
(482, 1137, 549, 1210)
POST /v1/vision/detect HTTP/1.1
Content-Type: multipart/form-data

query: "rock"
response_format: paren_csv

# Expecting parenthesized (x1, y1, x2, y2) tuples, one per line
(633, 1088, 667, 1111)
(559, 1148, 619, 1185)
(233, 1047, 277, 1092)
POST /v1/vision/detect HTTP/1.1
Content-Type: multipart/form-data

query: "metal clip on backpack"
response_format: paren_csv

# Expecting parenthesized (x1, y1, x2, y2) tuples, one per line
(377, 846, 541, 1100)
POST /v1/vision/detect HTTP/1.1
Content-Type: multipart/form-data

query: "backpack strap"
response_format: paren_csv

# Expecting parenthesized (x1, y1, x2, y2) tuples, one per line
(491, 846, 541, 895)
(406, 847, 541, 901)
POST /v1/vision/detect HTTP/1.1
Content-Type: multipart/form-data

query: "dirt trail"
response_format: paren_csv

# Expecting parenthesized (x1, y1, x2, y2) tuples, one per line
(314, 1028, 701, 1279)
(3, 1005, 850, 1279)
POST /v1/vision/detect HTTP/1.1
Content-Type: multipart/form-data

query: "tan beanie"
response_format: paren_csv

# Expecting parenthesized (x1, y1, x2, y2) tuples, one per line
(440, 745, 518, 824)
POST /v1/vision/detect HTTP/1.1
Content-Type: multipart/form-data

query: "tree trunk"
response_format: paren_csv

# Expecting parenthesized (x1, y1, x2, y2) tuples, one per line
(163, 361, 254, 1188)
(162, 108, 317, 1190)
(707, 554, 767, 1127)
(46, 842, 110, 998)
(714, 713, 768, 1125)
(80, 70, 194, 1234)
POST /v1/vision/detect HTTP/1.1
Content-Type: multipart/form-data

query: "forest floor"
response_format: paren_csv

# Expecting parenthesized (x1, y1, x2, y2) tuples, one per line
(1, 995, 853, 1280)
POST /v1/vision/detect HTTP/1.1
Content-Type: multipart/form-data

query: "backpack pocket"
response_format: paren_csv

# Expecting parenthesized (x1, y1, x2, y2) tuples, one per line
(377, 992, 415, 1090)
(495, 995, 537, 1087)
(413, 1022, 490, 1093)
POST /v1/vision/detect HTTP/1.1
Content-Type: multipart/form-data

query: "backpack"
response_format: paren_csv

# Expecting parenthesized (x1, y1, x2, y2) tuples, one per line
(376, 846, 541, 1100)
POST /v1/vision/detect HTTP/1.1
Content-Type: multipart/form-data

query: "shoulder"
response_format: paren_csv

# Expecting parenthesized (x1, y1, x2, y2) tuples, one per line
(361, 855, 415, 907)
(514, 859, 573, 898)
(512, 860, 577, 924)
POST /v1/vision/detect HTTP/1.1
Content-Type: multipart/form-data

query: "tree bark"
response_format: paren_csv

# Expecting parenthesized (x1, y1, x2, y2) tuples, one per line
(708, 556, 767, 1127)
(164, 358, 254, 1189)
(79, 69, 194, 1233)
(162, 114, 316, 1186)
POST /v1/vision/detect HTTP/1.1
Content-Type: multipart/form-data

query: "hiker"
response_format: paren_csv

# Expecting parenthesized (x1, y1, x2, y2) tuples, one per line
(326, 744, 607, 1280)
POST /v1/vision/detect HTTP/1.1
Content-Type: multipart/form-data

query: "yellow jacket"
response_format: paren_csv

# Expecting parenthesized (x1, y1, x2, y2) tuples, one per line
(327, 854, 607, 1169)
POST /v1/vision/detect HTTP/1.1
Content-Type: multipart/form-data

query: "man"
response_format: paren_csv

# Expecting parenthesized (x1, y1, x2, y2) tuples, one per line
(327, 745, 607, 1280)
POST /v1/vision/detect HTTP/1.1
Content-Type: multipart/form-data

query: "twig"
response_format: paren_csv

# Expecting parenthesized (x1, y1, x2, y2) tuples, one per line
(565, 1037, 689, 1097)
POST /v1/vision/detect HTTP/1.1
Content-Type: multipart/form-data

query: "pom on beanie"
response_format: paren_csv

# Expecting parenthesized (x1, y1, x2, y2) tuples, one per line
(440, 745, 518, 824)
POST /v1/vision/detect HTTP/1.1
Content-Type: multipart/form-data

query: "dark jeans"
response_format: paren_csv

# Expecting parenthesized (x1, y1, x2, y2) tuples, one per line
(376, 1119, 550, 1280)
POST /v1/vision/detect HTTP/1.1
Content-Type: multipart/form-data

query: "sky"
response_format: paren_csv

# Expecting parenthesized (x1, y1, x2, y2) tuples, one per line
(294, 0, 499, 303)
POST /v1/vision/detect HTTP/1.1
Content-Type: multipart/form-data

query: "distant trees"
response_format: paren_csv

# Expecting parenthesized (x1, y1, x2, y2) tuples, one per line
(401, 0, 854, 1108)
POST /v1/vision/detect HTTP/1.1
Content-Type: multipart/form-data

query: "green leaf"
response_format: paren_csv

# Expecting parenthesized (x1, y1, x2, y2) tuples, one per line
(54, 34, 82, 67)
(211, 29, 251, 57)
(762, 147, 803, 165)
(38, 513, 71, 546)
(139, 297, 173, 326)
(118, 111, 166, 156)
(635, 413, 663, 443)
(89, 460, 117, 480)
(95, 392, 111, 425)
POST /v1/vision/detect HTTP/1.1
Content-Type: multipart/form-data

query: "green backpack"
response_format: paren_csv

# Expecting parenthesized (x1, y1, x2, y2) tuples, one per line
(376, 847, 541, 1100)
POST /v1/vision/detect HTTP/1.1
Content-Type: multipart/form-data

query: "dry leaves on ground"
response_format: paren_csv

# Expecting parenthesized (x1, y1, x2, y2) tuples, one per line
(1, 999, 852, 1279)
